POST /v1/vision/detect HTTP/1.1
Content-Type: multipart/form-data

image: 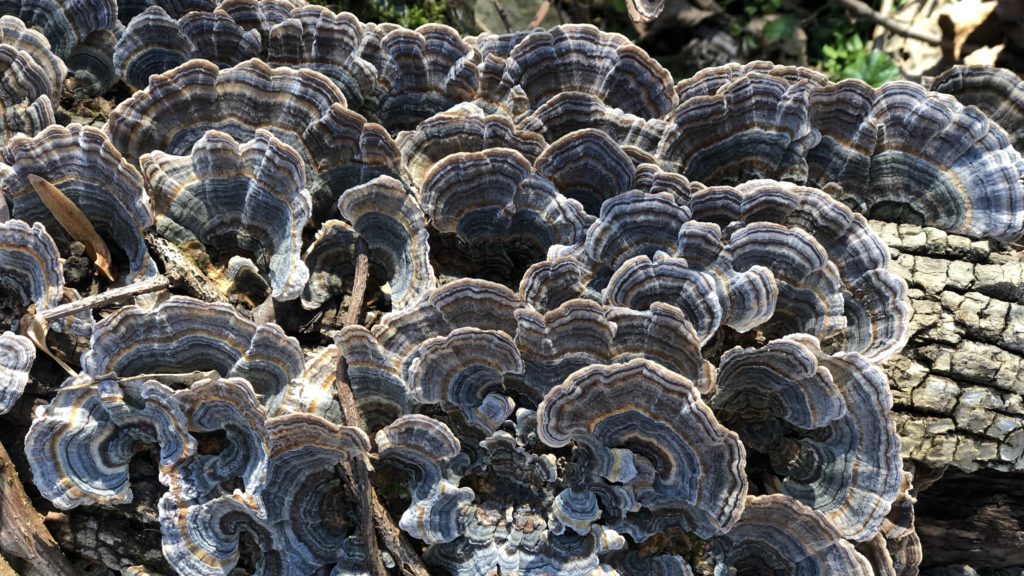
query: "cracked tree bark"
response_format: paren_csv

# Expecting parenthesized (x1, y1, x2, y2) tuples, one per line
(872, 220, 1024, 572)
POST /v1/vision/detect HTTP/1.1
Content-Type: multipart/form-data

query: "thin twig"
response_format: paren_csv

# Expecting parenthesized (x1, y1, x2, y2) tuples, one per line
(491, 0, 513, 32)
(41, 276, 169, 322)
(346, 238, 370, 327)
(333, 242, 430, 576)
(838, 0, 947, 46)
(529, 0, 551, 28)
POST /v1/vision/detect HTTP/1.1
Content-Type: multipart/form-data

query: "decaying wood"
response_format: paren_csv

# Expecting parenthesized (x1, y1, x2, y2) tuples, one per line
(0, 439, 76, 576)
(144, 232, 223, 302)
(40, 275, 170, 322)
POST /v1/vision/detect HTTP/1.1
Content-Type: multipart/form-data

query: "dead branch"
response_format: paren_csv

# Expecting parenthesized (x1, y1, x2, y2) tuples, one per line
(41, 276, 169, 322)
(838, 0, 946, 46)
(0, 440, 76, 576)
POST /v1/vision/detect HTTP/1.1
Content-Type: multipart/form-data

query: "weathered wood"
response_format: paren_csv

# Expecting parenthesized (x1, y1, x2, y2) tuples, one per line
(40, 275, 170, 322)
(144, 232, 224, 302)
(0, 439, 76, 576)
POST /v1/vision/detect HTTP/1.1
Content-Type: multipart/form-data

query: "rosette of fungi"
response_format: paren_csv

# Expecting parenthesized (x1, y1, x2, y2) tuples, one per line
(24, 295, 304, 505)
(0, 0, 118, 94)
(367, 23, 479, 132)
(470, 24, 676, 122)
(217, 0, 310, 50)
(711, 334, 902, 541)
(265, 6, 381, 119)
(529, 177, 909, 361)
(417, 144, 592, 286)
(538, 359, 747, 542)
(924, 65, 1024, 154)
(104, 57, 401, 223)
(709, 494, 873, 575)
(0, 42, 54, 144)
(302, 175, 434, 312)
(161, 412, 370, 576)
(113, 6, 262, 90)
(659, 64, 1024, 240)
(140, 129, 311, 301)
(687, 180, 909, 361)
(81, 296, 304, 414)
(396, 103, 546, 190)
(0, 123, 158, 286)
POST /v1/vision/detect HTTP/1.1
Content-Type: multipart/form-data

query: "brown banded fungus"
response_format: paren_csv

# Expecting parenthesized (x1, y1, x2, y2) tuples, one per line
(710, 494, 873, 575)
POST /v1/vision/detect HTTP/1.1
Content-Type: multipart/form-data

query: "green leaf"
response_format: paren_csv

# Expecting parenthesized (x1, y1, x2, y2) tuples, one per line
(763, 15, 796, 43)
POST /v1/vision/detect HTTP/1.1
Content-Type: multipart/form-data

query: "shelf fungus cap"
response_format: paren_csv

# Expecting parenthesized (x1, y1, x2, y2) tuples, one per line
(484, 24, 675, 119)
(0, 331, 33, 414)
(406, 327, 524, 432)
(0, 15, 66, 101)
(0, 44, 55, 145)
(710, 494, 873, 575)
(105, 57, 347, 167)
(808, 79, 1024, 241)
(0, 219, 63, 326)
(81, 296, 304, 415)
(336, 174, 436, 311)
(537, 359, 747, 538)
(715, 335, 902, 541)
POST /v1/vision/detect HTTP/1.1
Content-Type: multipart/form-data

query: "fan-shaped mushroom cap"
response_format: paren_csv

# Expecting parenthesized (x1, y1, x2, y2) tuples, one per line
(477, 24, 676, 120)
(514, 299, 714, 401)
(374, 23, 478, 132)
(105, 58, 346, 167)
(535, 129, 634, 215)
(0, 331, 32, 414)
(114, 7, 262, 90)
(300, 219, 357, 310)
(710, 494, 873, 575)
(517, 93, 671, 158)
(218, 0, 305, 50)
(406, 327, 524, 432)
(0, 15, 66, 101)
(538, 359, 747, 539)
(397, 103, 546, 189)
(336, 174, 435, 310)
(266, 6, 380, 118)
(659, 72, 818, 184)
(1, 0, 117, 58)
(807, 80, 1024, 240)
(82, 296, 304, 414)
(0, 44, 54, 144)
(715, 335, 902, 541)
(141, 129, 311, 300)
(674, 61, 828, 102)
(26, 376, 192, 509)
(0, 219, 63, 329)
(925, 65, 1024, 153)
(0, 123, 157, 285)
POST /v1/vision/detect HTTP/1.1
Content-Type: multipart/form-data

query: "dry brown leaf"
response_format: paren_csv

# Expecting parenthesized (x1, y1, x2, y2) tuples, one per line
(964, 42, 1004, 64)
(940, 0, 999, 59)
(18, 311, 75, 376)
(28, 174, 115, 282)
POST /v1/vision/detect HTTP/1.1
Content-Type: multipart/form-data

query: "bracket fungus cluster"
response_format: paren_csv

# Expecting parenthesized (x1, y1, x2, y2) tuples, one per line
(1, 2, 1023, 575)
